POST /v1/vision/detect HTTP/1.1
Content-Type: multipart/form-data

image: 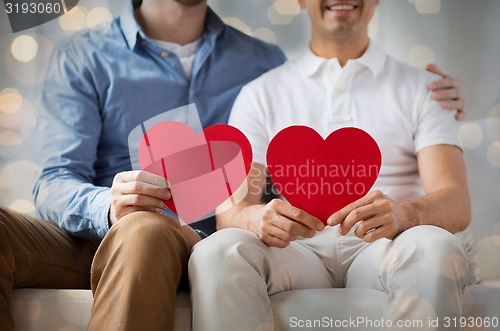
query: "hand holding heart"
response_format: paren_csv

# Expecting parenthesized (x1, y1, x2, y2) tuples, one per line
(251, 199, 325, 248)
(327, 190, 412, 242)
(109, 170, 171, 226)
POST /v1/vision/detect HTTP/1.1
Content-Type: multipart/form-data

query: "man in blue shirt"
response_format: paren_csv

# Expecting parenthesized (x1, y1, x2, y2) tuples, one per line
(0, 0, 466, 330)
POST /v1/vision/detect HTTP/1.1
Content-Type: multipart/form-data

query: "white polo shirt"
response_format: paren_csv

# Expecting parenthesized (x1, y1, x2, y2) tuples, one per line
(228, 41, 460, 202)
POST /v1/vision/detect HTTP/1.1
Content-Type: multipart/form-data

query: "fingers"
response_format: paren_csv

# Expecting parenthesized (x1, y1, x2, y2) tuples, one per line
(273, 215, 316, 238)
(271, 199, 324, 231)
(267, 222, 299, 243)
(327, 190, 384, 227)
(120, 194, 167, 210)
(339, 204, 377, 235)
(354, 216, 385, 239)
(116, 170, 170, 188)
(110, 170, 171, 225)
(429, 76, 461, 92)
(263, 235, 291, 249)
(120, 181, 171, 200)
(432, 87, 460, 101)
(426, 63, 443, 76)
(362, 225, 391, 243)
(454, 109, 466, 121)
(443, 100, 466, 117)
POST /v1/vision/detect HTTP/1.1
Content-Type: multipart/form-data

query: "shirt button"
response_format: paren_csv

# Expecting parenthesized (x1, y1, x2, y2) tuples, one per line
(142, 40, 146, 46)
(190, 90, 194, 97)
(336, 88, 342, 94)
(326, 64, 332, 70)
(161, 52, 169, 58)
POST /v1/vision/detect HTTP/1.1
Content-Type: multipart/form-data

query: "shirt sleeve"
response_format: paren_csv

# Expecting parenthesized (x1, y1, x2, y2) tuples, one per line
(413, 83, 461, 154)
(228, 83, 270, 166)
(32, 39, 110, 241)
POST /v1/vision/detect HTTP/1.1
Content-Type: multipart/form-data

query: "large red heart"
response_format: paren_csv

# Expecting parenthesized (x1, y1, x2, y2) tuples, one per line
(266, 126, 381, 225)
(138, 121, 252, 223)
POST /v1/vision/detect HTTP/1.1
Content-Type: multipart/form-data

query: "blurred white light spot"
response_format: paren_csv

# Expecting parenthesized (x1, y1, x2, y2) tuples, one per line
(0, 88, 22, 114)
(487, 142, 500, 168)
(268, 4, 294, 25)
(9, 199, 36, 214)
(493, 222, 500, 238)
(273, 0, 301, 16)
(87, 7, 113, 29)
(13, 297, 41, 321)
(458, 123, 483, 149)
(253, 28, 277, 44)
(0, 130, 22, 146)
(5, 34, 54, 86)
(415, 0, 441, 14)
(0, 160, 42, 206)
(11, 35, 38, 63)
(442, 254, 468, 280)
(408, 45, 435, 68)
(59, 6, 87, 32)
(0, 164, 15, 189)
(487, 103, 500, 142)
(0, 98, 35, 143)
(475, 237, 500, 281)
(222, 17, 252, 36)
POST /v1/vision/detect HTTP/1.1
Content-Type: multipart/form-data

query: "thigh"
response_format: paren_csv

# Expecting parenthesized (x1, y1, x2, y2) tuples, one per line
(191, 228, 335, 294)
(0, 208, 97, 289)
(344, 238, 389, 291)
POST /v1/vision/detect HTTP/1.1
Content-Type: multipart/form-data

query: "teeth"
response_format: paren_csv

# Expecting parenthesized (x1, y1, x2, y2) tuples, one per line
(327, 4, 355, 10)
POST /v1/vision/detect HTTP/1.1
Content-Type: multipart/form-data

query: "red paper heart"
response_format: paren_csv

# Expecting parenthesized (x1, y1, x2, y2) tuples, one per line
(138, 121, 252, 223)
(266, 126, 381, 225)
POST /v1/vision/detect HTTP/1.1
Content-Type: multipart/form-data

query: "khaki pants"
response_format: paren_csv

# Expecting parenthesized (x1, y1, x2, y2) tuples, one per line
(0, 208, 200, 331)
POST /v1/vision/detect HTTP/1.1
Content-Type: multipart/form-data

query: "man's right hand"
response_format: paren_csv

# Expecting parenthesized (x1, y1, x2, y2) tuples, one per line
(109, 170, 171, 226)
(252, 199, 324, 248)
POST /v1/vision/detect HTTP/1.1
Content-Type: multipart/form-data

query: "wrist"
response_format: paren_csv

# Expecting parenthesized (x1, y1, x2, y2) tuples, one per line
(242, 204, 264, 234)
(401, 200, 423, 229)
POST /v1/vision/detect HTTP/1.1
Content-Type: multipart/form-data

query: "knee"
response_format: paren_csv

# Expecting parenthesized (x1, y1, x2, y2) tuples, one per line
(401, 225, 465, 257)
(397, 226, 468, 279)
(108, 211, 184, 250)
(190, 228, 264, 271)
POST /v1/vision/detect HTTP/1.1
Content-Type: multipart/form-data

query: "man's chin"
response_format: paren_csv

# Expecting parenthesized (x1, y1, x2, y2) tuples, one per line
(175, 0, 206, 7)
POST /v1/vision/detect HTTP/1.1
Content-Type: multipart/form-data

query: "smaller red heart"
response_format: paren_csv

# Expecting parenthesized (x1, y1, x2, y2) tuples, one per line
(267, 126, 381, 225)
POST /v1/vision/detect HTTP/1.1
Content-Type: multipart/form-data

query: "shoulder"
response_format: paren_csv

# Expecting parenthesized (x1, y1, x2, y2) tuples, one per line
(241, 59, 294, 90)
(51, 18, 121, 65)
(384, 55, 440, 93)
(221, 25, 286, 65)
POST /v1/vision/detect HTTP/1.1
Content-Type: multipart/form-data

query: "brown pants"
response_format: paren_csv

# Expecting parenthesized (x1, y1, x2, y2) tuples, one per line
(0, 208, 200, 331)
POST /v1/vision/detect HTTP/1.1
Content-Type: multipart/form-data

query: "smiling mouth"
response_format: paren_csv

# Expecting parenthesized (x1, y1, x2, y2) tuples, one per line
(326, 4, 358, 11)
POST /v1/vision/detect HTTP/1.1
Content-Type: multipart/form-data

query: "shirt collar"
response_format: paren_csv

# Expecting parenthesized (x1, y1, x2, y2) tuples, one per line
(296, 40, 386, 78)
(119, 1, 225, 50)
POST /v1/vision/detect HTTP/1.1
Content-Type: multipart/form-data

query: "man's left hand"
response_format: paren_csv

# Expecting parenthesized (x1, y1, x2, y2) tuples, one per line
(426, 63, 466, 121)
(327, 190, 415, 243)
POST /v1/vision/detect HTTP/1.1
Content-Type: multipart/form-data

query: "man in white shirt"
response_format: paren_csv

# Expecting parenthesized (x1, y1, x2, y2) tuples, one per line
(189, 0, 471, 330)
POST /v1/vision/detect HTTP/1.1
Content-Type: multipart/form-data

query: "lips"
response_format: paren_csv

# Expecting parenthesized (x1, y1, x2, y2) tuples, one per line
(324, 1, 359, 11)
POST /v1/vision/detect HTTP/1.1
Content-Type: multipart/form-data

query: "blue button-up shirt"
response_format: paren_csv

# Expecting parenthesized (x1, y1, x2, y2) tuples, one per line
(32, 2, 286, 241)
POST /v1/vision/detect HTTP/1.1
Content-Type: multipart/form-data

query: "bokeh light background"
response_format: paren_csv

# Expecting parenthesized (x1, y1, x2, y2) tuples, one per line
(0, 0, 499, 280)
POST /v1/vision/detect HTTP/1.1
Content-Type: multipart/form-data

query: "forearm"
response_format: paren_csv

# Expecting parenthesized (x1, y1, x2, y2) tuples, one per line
(34, 170, 111, 240)
(402, 186, 471, 234)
